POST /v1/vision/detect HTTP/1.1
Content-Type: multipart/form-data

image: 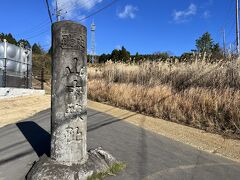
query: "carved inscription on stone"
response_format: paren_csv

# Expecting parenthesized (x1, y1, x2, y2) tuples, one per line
(65, 58, 86, 118)
(60, 30, 85, 51)
(65, 126, 83, 143)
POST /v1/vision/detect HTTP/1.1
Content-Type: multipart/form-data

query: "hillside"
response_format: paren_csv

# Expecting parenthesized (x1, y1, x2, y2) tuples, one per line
(32, 54, 51, 93)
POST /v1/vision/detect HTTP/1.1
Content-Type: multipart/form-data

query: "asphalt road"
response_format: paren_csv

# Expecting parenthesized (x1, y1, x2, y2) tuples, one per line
(0, 109, 240, 180)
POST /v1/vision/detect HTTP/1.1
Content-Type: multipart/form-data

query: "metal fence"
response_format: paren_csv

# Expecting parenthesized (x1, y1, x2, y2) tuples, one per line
(32, 63, 47, 90)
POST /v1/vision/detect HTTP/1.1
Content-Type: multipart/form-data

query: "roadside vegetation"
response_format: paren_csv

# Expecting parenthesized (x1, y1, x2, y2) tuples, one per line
(88, 60, 240, 139)
(88, 32, 240, 139)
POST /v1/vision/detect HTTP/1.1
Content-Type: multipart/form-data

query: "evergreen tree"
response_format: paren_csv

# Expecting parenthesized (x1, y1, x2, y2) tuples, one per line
(195, 32, 213, 54)
(120, 46, 130, 62)
(195, 32, 223, 60)
(111, 49, 120, 62)
(211, 43, 223, 60)
(0, 33, 17, 45)
(99, 53, 111, 63)
(0, 33, 3, 41)
(32, 43, 44, 54)
(135, 52, 141, 61)
(110, 46, 131, 62)
(18, 39, 31, 48)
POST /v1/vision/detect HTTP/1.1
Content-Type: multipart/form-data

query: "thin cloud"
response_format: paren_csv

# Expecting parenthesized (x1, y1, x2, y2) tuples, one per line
(118, 5, 138, 19)
(53, 0, 103, 19)
(203, 10, 211, 19)
(202, 0, 213, 8)
(172, 3, 197, 23)
(115, 45, 121, 50)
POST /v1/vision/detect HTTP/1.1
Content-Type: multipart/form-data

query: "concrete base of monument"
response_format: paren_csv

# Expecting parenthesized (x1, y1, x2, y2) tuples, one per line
(26, 147, 122, 180)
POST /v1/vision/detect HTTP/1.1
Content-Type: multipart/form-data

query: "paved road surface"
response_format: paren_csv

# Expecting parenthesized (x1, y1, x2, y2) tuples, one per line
(0, 109, 240, 180)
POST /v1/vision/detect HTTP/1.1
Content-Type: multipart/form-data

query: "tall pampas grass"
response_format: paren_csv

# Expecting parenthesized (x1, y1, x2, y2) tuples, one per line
(88, 60, 240, 138)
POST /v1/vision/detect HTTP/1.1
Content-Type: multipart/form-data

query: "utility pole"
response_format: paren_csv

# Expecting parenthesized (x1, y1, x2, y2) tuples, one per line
(41, 58, 45, 90)
(229, 43, 234, 58)
(91, 21, 96, 63)
(55, 0, 61, 22)
(45, 0, 53, 24)
(3, 39, 7, 87)
(236, 0, 240, 54)
(222, 29, 226, 57)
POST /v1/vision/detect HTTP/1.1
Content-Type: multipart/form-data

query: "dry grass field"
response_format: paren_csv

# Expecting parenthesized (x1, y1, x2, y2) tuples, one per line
(88, 60, 240, 138)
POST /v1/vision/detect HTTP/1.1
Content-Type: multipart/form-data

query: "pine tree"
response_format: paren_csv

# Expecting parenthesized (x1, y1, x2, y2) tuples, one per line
(32, 43, 44, 54)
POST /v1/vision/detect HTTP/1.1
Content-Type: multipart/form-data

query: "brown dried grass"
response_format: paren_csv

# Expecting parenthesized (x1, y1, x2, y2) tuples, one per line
(88, 61, 240, 138)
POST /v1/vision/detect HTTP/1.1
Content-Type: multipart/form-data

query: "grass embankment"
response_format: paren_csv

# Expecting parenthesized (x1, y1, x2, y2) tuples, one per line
(88, 61, 240, 139)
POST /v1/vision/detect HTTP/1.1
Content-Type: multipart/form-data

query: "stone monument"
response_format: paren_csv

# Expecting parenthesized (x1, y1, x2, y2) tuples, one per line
(26, 21, 119, 180)
(50, 20, 88, 166)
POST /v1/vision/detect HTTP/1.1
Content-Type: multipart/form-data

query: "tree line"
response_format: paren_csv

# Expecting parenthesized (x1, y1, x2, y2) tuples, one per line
(1, 31, 226, 62)
(0, 33, 44, 54)
(95, 32, 225, 63)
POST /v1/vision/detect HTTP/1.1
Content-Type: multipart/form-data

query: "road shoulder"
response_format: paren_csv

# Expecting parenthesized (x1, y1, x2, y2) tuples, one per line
(88, 100, 240, 163)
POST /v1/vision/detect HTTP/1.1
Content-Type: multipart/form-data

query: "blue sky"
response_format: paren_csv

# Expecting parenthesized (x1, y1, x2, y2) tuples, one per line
(0, 0, 236, 56)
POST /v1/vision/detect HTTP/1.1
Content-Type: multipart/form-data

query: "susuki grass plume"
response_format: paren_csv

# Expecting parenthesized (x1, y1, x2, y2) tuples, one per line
(88, 60, 240, 138)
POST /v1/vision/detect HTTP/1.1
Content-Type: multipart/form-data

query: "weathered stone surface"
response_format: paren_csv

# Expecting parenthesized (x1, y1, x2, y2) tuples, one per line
(51, 20, 87, 166)
(26, 147, 117, 180)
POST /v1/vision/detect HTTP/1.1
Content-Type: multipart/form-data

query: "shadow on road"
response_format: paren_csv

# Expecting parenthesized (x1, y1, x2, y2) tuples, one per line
(16, 121, 51, 157)
(87, 107, 115, 118)
(88, 112, 137, 132)
(138, 116, 148, 179)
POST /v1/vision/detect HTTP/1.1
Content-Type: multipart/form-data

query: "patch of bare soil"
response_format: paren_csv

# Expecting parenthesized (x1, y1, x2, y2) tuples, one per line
(0, 95, 50, 127)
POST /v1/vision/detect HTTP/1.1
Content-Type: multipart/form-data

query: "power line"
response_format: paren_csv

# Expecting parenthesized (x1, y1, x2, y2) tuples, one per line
(14, 0, 52, 38)
(71, 0, 120, 21)
(217, 0, 239, 55)
(18, 23, 50, 37)
(56, 0, 104, 20)
(225, 7, 235, 37)
(226, 19, 235, 38)
(224, 0, 235, 27)
(217, 0, 234, 44)
(57, 0, 92, 13)
(15, 0, 119, 43)
(24, 28, 50, 40)
(45, 0, 53, 24)
(14, 19, 50, 37)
